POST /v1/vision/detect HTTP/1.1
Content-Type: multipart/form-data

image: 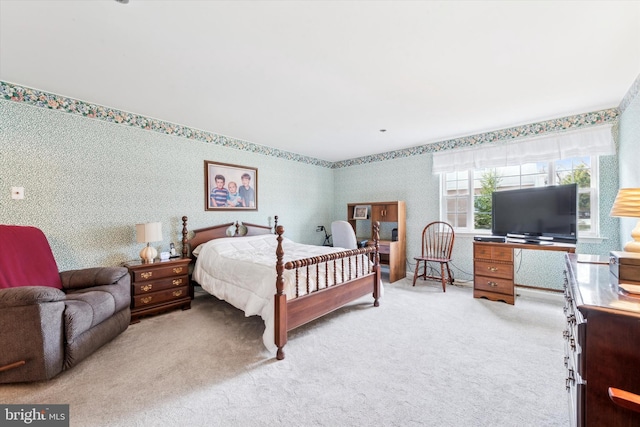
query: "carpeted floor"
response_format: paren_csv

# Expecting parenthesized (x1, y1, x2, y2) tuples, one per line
(0, 277, 569, 426)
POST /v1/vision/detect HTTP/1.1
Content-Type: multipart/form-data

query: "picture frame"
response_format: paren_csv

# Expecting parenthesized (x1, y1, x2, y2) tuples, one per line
(205, 161, 258, 211)
(353, 205, 368, 220)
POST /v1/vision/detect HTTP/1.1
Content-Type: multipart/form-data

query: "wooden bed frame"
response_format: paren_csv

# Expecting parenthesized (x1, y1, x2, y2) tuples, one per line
(181, 216, 381, 360)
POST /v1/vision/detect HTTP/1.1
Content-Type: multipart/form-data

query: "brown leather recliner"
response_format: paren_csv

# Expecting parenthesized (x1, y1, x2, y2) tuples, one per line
(0, 225, 130, 383)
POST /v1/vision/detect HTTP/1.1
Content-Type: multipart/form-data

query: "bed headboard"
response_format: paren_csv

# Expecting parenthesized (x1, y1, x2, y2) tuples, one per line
(181, 215, 277, 257)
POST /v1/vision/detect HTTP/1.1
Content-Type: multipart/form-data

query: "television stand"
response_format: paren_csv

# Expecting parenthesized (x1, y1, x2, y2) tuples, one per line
(473, 240, 576, 304)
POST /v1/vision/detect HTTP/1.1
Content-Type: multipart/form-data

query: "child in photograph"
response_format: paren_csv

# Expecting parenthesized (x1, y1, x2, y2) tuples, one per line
(226, 181, 243, 207)
(239, 173, 255, 207)
(210, 174, 229, 207)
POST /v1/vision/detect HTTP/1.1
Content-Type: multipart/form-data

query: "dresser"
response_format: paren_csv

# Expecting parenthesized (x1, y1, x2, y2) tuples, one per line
(125, 257, 192, 323)
(347, 201, 406, 283)
(564, 253, 640, 426)
(473, 240, 575, 305)
(473, 242, 515, 304)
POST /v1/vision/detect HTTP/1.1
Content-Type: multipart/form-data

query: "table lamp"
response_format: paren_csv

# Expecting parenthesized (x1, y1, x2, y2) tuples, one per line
(610, 188, 640, 253)
(136, 222, 163, 262)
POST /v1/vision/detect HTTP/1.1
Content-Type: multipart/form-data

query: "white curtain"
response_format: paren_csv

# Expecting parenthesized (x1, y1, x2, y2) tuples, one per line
(432, 124, 615, 174)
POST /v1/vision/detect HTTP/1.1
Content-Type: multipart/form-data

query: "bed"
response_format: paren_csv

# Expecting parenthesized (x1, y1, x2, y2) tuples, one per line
(180, 216, 381, 360)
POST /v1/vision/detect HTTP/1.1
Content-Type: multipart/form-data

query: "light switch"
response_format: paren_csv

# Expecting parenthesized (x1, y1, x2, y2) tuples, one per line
(11, 187, 24, 200)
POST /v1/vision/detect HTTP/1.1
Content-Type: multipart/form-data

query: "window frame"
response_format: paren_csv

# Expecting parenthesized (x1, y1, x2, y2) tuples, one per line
(440, 156, 600, 239)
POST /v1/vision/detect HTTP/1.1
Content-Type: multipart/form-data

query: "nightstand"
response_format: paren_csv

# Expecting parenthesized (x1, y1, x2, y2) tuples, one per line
(125, 257, 192, 323)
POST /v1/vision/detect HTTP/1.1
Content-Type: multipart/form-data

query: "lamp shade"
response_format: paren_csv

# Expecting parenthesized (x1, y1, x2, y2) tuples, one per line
(610, 188, 640, 253)
(136, 222, 162, 263)
(136, 222, 162, 243)
(610, 188, 640, 218)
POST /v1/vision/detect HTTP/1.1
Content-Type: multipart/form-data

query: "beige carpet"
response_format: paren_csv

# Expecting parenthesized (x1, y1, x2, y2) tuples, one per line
(1, 277, 569, 426)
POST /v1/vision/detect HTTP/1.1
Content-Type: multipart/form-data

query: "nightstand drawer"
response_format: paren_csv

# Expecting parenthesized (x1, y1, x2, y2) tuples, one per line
(474, 261, 514, 280)
(132, 275, 188, 295)
(490, 246, 513, 262)
(474, 244, 513, 262)
(474, 275, 514, 295)
(133, 286, 189, 308)
(131, 264, 188, 282)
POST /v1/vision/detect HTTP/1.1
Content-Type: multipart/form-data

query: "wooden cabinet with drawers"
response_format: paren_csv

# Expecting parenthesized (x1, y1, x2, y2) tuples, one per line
(473, 240, 575, 305)
(125, 257, 192, 323)
(564, 253, 640, 426)
(371, 203, 398, 222)
(473, 242, 515, 304)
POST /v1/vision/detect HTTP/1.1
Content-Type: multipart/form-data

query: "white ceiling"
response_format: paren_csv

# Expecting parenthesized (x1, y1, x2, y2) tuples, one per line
(1, 1, 639, 162)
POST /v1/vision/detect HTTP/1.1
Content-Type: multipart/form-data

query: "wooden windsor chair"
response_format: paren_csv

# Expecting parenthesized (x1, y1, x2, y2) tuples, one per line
(413, 221, 455, 292)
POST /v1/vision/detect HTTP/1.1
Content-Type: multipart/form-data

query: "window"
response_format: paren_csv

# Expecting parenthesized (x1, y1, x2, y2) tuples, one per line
(441, 156, 599, 237)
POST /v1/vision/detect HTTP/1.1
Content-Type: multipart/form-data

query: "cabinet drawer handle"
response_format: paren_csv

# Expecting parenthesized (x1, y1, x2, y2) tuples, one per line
(173, 267, 183, 274)
(141, 284, 153, 292)
(141, 272, 153, 279)
(140, 296, 153, 304)
(566, 369, 575, 390)
(173, 279, 183, 286)
(487, 266, 498, 272)
(608, 387, 640, 413)
(487, 281, 498, 287)
(173, 290, 183, 297)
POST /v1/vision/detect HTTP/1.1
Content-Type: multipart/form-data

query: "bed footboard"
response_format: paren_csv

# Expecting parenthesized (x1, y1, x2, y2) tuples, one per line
(274, 222, 381, 360)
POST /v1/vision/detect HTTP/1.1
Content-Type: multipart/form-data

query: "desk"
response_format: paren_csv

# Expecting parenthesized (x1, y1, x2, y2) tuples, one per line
(365, 239, 405, 283)
(473, 240, 576, 304)
(348, 201, 406, 283)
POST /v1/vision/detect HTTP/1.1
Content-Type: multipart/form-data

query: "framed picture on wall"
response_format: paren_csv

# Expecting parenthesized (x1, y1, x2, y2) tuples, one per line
(205, 161, 258, 211)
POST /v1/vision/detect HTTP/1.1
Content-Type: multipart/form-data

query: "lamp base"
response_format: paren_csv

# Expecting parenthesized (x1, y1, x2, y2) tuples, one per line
(140, 244, 158, 263)
(623, 241, 640, 253)
(623, 220, 640, 253)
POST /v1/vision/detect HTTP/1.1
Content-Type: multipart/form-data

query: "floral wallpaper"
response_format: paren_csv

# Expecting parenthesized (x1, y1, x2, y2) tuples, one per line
(0, 98, 334, 270)
(619, 73, 640, 114)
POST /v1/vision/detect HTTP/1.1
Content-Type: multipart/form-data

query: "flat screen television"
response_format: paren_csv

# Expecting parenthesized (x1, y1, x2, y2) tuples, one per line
(491, 183, 578, 244)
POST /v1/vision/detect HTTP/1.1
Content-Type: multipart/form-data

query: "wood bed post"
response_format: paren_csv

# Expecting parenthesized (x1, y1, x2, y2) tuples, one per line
(182, 216, 189, 258)
(274, 224, 287, 360)
(372, 221, 381, 307)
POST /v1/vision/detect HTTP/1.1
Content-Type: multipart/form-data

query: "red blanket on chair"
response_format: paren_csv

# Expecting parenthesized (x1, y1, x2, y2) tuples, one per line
(0, 225, 63, 289)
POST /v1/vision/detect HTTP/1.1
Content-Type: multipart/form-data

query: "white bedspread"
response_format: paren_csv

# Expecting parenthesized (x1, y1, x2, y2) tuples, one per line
(192, 234, 374, 352)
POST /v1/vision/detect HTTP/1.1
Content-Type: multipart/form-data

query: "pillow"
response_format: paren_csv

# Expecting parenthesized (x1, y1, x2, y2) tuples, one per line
(191, 244, 203, 257)
(0, 225, 63, 289)
(225, 223, 248, 237)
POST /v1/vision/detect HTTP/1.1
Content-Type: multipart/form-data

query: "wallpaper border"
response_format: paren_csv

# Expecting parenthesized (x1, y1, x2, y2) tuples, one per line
(332, 108, 619, 168)
(0, 80, 622, 169)
(0, 80, 333, 168)
(619, 73, 640, 114)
